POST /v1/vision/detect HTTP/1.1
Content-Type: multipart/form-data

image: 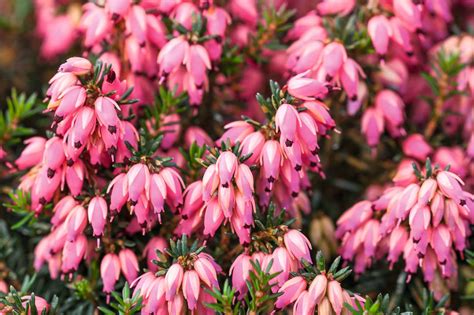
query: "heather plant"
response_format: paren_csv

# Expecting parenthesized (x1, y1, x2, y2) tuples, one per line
(0, 0, 473, 314)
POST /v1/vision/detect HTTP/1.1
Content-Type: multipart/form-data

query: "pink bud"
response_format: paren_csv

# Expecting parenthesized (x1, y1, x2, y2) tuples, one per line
(88, 196, 108, 237)
(293, 290, 315, 315)
(65, 161, 85, 197)
(184, 126, 213, 148)
(275, 276, 307, 309)
(106, 0, 131, 19)
(21, 296, 49, 314)
(431, 224, 452, 264)
(361, 108, 384, 147)
(288, 73, 328, 100)
(194, 255, 219, 289)
(375, 90, 405, 128)
(108, 173, 129, 213)
(240, 131, 265, 165)
(327, 280, 343, 314)
(186, 45, 211, 87)
(322, 42, 347, 79)
(216, 151, 238, 187)
(52, 196, 78, 227)
(217, 121, 254, 146)
(387, 226, 408, 266)
(16, 137, 46, 170)
(158, 36, 189, 76)
(119, 248, 139, 284)
(218, 183, 235, 218)
(168, 293, 184, 315)
(80, 4, 112, 48)
(160, 114, 181, 150)
(283, 229, 312, 264)
(402, 134, 432, 161)
(165, 263, 184, 301)
(127, 5, 147, 45)
(317, 0, 355, 16)
(65, 205, 87, 242)
(43, 137, 66, 174)
(235, 164, 254, 200)
(271, 247, 295, 287)
(260, 140, 282, 187)
(95, 97, 120, 134)
(160, 167, 184, 209)
(68, 106, 96, 155)
(202, 164, 220, 201)
(150, 173, 167, 215)
(276, 104, 301, 147)
(340, 58, 365, 103)
(62, 235, 87, 273)
(172, 3, 199, 30)
(393, 0, 422, 32)
(204, 7, 231, 37)
(204, 197, 224, 237)
(59, 57, 92, 75)
(55, 86, 87, 120)
(183, 270, 200, 309)
(127, 164, 150, 203)
(368, 15, 392, 58)
(181, 180, 204, 219)
(100, 253, 121, 294)
(230, 253, 252, 296)
(144, 237, 168, 272)
(308, 274, 328, 305)
(230, 0, 257, 26)
(436, 171, 465, 203)
(389, 17, 414, 55)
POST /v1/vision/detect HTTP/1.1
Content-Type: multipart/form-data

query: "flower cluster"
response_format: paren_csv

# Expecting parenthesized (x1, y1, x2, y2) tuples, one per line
(15, 58, 139, 212)
(217, 81, 334, 214)
(275, 252, 357, 315)
(337, 161, 474, 286)
(132, 237, 220, 314)
(1, 0, 474, 313)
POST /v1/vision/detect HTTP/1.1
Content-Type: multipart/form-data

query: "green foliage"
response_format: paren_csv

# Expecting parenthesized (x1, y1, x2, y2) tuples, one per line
(205, 280, 241, 315)
(244, 260, 282, 313)
(0, 274, 59, 315)
(98, 283, 143, 315)
(0, 89, 42, 145)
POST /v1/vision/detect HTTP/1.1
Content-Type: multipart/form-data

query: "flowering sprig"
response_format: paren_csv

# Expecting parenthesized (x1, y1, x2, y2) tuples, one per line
(132, 235, 220, 313)
(98, 283, 143, 315)
(0, 274, 58, 315)
(275, 251, 358, 314)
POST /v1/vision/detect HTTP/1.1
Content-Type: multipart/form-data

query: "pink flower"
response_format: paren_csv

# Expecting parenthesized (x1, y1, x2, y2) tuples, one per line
(402, 134, 433, 161)
(276, 104, 301, 147)
(65, 205, 87, 242)
(87, 196, 108, 238)
(288, 73, 328, 100)
(22, 295, 49, 314)
(165, 263, 184, 301)
(182, 270, 201, 310)
(61, 235, 87, 273)
(15, 137, 46, 170)
(101, 253, 121, 295)
(229, 253, 252, 296)
(283, 229, 312, 264)
(368, 15, 393, 58)
(317, 0, 355, 16)
(275, 276, 307, 309)
(59, 57, 93, 76)
(119, 248, 139, 284)
(393, 0, 422, 32)
(158, 36, 189, 77)
(361, 108, 384, 147)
